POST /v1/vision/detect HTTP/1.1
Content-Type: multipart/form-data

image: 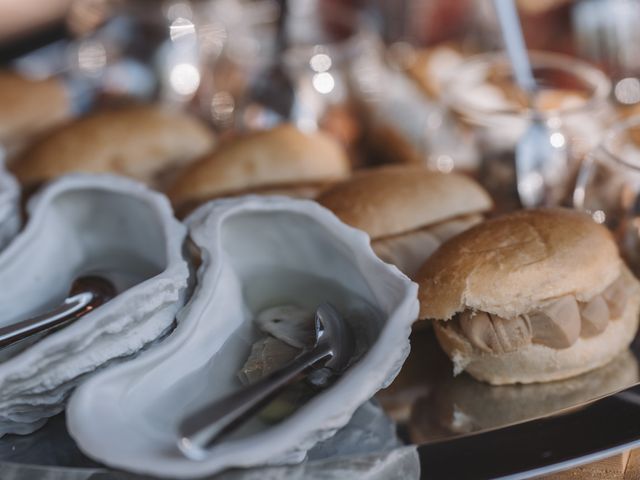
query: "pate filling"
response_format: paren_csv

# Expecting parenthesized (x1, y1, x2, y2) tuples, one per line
(372, 214, 482, 278)
(446, 275, 630, 354)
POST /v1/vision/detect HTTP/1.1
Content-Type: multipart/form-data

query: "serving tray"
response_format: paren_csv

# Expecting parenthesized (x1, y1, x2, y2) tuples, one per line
(0, 400, 419, 480)
(383, 329, 640, 479)
(1, 328, 639, 480)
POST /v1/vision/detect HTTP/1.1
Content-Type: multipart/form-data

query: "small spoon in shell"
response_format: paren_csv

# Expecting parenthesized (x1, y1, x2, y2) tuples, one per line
(0, 276, 116, 349)
(177, 302, 356, 460)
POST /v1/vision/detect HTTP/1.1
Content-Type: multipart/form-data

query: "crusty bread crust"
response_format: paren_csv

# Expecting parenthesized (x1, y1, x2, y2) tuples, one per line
(0, 72, 70, 145)
(167, 124, 349, 207)
(12, 105, 215, 187)
(317, 166, 492, 239)
(417, 209, 622, 320)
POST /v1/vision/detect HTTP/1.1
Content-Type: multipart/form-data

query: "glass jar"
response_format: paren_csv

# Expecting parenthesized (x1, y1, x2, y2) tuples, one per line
(74, 0, 281, 130)
(281, 1, 376, 138)
(260, 1, 382, 157)
(192, 0, 280, 131)
(574, 116, 640, 275)
(443, 51, 612, 212)
(221, 0, 388, 167)
(277, 1, 481, 170)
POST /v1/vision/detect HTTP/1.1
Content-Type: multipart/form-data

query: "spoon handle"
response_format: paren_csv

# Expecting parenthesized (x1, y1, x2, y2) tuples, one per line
(0, 277, 113, 349)
(0, 293, 96, 349)
(177, 343, 332, 459)
(493, 0, 537, 93)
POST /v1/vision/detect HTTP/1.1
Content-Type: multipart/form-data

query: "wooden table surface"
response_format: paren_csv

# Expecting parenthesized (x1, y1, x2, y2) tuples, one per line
(537, 450, 640, 479)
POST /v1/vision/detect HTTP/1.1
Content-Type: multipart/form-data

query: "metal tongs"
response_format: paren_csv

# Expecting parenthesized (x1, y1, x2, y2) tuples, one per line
(0, 276, 115, 349)
(177, 302, 356, 460)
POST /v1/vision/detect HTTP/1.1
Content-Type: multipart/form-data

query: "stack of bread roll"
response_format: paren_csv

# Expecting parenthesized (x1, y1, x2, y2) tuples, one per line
(317, 164, 640, 386)
(6, 96, 350, 216)
(2, 61, 637, 390)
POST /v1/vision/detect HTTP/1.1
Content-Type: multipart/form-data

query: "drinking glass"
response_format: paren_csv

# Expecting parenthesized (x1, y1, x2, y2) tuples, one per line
(219, 0, 390, 167)
(574, 116, 640, 275)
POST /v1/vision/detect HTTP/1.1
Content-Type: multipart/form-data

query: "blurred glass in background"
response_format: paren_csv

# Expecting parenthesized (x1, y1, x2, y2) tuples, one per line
(4, 0, 640, 177)
(574, 116, 640, 276)
(445, 51, 612, 211)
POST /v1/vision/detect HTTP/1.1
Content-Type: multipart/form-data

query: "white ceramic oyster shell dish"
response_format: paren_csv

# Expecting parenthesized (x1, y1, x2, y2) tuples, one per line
(67, 195, 419, 478)
(0, 157, 20, 250)
(0, 174, 189, 436)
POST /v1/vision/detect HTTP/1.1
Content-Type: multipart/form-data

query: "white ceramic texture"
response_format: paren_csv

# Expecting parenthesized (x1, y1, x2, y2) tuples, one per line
(0, 174, 189, 436)
(67, 195, 419, 478)
(0, 156, 20, 250)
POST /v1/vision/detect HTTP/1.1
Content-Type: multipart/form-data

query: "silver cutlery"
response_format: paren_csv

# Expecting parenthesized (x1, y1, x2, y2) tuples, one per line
(0, 276, 115, 349)
(493, 0, 569, 208)
(177, 301, 356, 460)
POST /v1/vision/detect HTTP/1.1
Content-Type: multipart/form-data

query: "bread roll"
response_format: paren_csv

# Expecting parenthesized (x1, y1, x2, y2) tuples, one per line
(12, 105, 215, 189)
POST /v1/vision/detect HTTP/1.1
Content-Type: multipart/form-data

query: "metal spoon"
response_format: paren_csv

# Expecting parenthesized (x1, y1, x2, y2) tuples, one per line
(493, 0, 569, 208)
(0, 276, 115, 349)
(177, 302, 356, 460)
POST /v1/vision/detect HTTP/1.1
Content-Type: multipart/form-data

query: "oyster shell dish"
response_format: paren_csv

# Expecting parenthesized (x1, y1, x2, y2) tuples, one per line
(67, 195, 419, 478)
(0, 173, 190, 436)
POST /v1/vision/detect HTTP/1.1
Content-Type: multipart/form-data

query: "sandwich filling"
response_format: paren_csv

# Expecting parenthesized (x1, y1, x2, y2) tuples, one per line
(372, 214, 482, 278)
(440, 275, 631, 354)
